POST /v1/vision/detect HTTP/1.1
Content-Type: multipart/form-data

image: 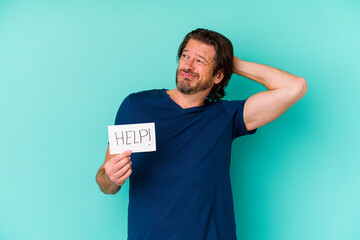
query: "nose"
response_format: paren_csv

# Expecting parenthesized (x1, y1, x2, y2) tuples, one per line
(184, 58, 195, 70)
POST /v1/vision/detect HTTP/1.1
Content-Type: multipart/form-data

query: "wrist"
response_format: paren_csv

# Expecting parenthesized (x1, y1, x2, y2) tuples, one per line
(232, 56, 244, 75)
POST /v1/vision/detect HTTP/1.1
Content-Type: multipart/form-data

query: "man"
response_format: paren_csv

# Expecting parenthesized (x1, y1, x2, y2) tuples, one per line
(96, 28, 307, 239)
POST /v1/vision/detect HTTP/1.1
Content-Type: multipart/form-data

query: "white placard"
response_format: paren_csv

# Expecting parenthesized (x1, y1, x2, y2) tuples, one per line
(108, 122, 156, 154)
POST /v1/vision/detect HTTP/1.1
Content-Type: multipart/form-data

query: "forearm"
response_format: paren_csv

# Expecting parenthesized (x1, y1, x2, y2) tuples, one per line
(96, 168, 121, 195)
(233, 56, 306, 92)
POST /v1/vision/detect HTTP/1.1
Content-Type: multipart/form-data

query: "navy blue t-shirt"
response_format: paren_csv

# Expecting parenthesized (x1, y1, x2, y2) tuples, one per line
(114, 89, 256, 240)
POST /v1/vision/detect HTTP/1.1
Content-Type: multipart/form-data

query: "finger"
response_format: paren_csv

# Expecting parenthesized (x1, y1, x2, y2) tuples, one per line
(113, 161, 132, 180)
(105, 156, 131, 178)
(118, 168, 133, 186)
(106, 162, 131, 185)
(113, 156, 131, 171)
(110, 150, 132, 164)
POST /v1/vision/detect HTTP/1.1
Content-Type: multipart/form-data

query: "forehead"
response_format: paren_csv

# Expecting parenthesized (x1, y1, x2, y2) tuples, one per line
(183, 39, 216, 61)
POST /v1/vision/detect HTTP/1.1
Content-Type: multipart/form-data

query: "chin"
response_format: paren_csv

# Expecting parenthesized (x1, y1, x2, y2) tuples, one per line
(177, 83, 195, 95)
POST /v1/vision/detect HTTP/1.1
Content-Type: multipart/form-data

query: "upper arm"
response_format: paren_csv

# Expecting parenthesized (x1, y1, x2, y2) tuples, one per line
(243, 77, 307, 131)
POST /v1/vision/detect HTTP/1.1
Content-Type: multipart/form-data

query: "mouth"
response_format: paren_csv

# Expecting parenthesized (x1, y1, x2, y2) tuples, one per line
(179, 71, 197, 79)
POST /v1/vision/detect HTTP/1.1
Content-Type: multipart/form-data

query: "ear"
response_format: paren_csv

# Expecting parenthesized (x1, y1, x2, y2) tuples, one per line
(214, 69, 224, 84)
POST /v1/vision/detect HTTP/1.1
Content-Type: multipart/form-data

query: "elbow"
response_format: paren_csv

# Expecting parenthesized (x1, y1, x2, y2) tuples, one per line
(299, 77, 308, 96)
(293, 77, 307, 99)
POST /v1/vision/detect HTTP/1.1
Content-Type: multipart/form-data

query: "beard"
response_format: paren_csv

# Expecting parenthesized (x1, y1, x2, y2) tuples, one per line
(176, 68, 213, 95)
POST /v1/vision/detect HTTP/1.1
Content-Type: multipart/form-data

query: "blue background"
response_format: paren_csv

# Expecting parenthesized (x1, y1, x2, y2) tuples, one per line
(1, 1, 360, 239)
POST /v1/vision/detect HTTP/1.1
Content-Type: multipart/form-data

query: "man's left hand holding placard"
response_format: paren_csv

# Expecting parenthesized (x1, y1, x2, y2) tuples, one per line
(95, 123, 157, 194)
(96, 123, 156, 194)
(104, 149, 133, 187)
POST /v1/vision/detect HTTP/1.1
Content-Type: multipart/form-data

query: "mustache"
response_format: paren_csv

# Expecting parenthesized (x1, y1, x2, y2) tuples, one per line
(178, 69, 199, 78)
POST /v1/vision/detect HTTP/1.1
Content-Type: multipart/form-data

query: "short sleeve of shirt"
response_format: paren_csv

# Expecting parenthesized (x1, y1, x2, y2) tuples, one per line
(114, 95, 131, 125)
(222, 99, 257, 139)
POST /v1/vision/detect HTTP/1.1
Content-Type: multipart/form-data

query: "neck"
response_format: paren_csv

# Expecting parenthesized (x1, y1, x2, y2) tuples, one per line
(166, 88, 210, 109)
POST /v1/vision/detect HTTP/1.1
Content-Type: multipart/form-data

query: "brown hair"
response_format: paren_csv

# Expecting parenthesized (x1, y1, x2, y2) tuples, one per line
(177, 28, 234, 101)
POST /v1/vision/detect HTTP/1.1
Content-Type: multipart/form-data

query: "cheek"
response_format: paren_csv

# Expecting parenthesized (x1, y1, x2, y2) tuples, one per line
(178, 62, 187, 70)
(203, 68, 213, 77)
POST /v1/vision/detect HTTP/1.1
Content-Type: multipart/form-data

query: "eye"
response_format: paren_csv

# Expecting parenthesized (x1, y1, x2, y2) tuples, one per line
(197, 59, 204, 64)
(182, 54, 189, 59)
